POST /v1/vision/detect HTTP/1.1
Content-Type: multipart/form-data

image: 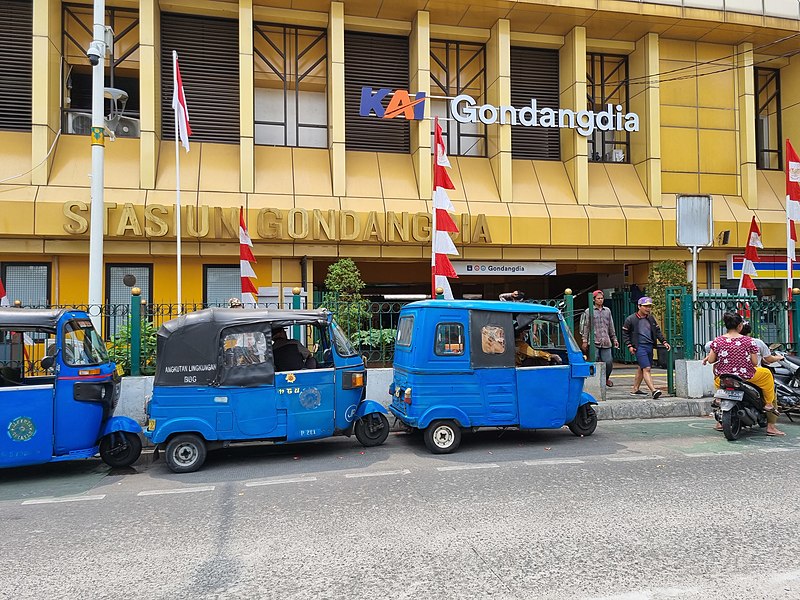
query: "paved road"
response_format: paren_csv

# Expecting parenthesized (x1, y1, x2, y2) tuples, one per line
(2, 417, 799, 600)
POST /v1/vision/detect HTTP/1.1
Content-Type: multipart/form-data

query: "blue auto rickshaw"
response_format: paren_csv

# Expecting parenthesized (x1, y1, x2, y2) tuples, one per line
(388, 300, 598, 453)
(0, 308, 142, 469)
(145, 308, 390, 473)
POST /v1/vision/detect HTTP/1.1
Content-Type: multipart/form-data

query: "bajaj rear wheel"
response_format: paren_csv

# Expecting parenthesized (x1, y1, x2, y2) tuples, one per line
(424, 420, 461, 454)
(99, 432, 143, 468)
(567, 404, 598, 437)
(165, 434, 207, 473)
(721, 409, 742, 441)
(354, 413, 390, 447)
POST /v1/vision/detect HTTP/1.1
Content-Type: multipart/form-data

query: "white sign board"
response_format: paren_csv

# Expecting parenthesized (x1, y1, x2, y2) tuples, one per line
(676, 195, 713, 247)
(452, 261, 557, 276)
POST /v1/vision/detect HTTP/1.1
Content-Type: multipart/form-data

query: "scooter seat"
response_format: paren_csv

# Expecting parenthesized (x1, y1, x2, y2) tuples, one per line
(783, 354, 800, 367)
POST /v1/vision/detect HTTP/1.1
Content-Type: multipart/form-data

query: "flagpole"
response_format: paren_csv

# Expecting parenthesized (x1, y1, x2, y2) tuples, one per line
(431, 116, 437, 299)
(174, 52, 183, 315)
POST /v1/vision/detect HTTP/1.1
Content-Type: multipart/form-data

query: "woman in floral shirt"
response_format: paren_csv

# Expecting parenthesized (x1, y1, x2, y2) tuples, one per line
(703, 312, 784, 436)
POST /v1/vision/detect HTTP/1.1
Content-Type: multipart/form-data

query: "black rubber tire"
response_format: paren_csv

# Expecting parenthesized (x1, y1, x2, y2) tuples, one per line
(99, 431, 143, 468)
(354, 413, 390, 447)
(568, 404, 598, 437)
(165, 434, 207, 473)
(424, 420, 462, 454)
(721, 410, 741, 441)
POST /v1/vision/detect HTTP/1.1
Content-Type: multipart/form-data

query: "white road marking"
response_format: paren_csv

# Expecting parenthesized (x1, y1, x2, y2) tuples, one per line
(524, 458, 585, 465)
(137, 486, 216, 497)
(245, 477, 318, 487)
(437, 463, 500, 472)
(758, 447, 795, 453)
(684, 451, 741, 457)
(22, 494, 106, 506)
(607, 455, 664, 462)
(344, 469, 411, 478)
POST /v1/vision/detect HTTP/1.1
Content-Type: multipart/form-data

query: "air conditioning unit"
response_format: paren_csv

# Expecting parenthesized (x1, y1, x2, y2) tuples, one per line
(66, 112, 93, 135)
(113, 115, 140, 138)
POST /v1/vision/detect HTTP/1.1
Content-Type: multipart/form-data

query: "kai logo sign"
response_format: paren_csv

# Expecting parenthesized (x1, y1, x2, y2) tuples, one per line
(359, 87, 426, 120)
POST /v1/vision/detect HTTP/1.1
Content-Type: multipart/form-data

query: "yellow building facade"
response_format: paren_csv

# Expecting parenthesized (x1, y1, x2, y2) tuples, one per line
(1, 0, 800, 305)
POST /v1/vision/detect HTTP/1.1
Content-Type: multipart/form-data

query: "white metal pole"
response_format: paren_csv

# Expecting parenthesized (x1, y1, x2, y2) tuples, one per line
(87, 0, 106, 331)
(787, 203, 793, 299)
(174, 91, 182, 314)
(692, 247, 699, 303)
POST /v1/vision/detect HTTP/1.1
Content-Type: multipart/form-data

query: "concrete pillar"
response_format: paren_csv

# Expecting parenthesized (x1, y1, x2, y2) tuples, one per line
(139, 0, 161, 189)
(328, 2, 346, 197)
(31, 0, 61, 184)
(559, 27, 588, 204)
(410, 11, 431, 199)
(737, 42, 757, 209)
(487, 19, 512, 203)
(630, 33, 662, 206)
(240, 0, 254, 193)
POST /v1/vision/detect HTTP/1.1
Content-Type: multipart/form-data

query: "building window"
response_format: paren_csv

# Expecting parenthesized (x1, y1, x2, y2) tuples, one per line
(0, 263, 50, 307)
(0, 0, 32, 131)
(204, 265, 241, 306)
(62, 4, 140, 138)
(586, 53, 629, 163)
(161, 14, 239, 144)
(510, 47, 560, 160)
(105, 264, 152, 336)
(344, 32, 410, 153)
(430, 40, 486, 157)
(755, 67, 782, 170)
(254, 23, 327, 148)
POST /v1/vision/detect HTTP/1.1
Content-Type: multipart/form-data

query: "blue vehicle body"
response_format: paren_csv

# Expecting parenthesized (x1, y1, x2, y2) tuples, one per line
(388, 300, 597, 451)
(145, 308, 388, 472)
(0, 309, 142, 469)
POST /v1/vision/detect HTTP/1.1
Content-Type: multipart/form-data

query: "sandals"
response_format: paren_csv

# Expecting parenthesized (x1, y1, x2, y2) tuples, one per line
(766, 430, 786, 437)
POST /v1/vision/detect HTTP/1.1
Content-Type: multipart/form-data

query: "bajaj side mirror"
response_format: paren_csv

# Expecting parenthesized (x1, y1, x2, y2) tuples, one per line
(41, 356, 55, 371)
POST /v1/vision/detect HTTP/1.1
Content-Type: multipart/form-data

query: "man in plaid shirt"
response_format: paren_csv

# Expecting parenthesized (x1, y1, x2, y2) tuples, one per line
(580, 290, 618, 387)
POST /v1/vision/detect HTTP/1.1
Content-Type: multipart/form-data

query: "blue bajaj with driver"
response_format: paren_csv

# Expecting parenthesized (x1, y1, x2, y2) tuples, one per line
(0, 309, 142, 469)
(389, 300, 598, 453)
(145, 308, 389, 473)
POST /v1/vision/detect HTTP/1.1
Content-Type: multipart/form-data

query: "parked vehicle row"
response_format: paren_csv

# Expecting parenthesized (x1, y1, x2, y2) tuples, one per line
(2, 301, 598, 474)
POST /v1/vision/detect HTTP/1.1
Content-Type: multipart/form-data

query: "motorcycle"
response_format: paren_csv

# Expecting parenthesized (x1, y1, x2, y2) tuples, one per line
(767, 346, 800, 421)
(713, 374, 770, 441)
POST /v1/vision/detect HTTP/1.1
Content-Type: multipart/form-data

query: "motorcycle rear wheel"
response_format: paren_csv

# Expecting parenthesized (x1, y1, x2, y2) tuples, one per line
(721, 410, 742, 441)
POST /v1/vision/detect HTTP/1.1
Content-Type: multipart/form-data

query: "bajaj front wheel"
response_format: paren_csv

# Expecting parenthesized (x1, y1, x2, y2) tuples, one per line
(99, 431, 142, 468)
(354, 413, 390, 447)
(567, 404, 598, 437)
(424, 420, 461, 454)
(165, 434, 207, 473)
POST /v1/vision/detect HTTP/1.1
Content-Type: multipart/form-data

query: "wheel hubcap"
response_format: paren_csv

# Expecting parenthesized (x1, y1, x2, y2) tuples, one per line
(174, 443, 198, 466)
(433, 426, 454, 448)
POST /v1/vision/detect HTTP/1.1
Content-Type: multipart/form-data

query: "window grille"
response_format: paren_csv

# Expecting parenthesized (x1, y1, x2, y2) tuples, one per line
(0, 0, 32, 131)
(755, 67, 782, 170)
(510, 47, 560, 160)
(254, 23, 327, 148)
(430, 40, 486, 157)
(204, 265, 241, 306)
(0, 263, 50, 307)
(344, 32, 410, 153)
(62, 4, 140, 136)
(586, 53, 630, 164)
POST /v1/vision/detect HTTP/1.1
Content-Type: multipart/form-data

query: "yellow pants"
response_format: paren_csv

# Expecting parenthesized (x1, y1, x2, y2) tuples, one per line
(715, 366, 777, 424)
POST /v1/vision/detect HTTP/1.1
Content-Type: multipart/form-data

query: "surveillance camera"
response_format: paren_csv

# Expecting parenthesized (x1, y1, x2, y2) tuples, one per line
(86, 41, 104, 67)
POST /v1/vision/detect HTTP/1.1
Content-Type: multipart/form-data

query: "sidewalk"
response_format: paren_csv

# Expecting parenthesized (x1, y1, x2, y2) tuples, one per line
(595, 364, 713, 421)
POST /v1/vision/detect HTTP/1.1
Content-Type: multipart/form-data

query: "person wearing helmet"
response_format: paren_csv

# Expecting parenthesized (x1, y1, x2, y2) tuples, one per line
(229, 297, 243, 308)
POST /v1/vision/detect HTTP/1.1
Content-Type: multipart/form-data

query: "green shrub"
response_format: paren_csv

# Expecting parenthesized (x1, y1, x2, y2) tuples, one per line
(319, 258, 370, 336)
(108, 320, 158, 376)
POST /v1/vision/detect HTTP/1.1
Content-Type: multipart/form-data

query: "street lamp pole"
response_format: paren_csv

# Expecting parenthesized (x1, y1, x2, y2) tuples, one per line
(87, 0, 106, 330)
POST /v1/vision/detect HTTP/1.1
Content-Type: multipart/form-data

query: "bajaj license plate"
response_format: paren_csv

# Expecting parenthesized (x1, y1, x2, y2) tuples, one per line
(714, 389, 744, 401)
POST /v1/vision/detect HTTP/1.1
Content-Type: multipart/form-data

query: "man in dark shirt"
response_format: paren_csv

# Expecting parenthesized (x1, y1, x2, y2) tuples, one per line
(622, 297, 671, 399)
(272, 327, 312, 372)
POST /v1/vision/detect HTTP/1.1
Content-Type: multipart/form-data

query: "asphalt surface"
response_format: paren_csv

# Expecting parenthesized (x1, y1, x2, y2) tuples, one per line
(2, 417, 799, 600)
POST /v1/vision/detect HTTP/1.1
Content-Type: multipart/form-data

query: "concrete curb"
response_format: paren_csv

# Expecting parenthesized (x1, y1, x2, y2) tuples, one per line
(595, 397, 713, 421)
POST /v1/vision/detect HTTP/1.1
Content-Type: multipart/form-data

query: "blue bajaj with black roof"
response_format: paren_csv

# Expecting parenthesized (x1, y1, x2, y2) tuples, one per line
(0, 309, 142, 470)
(145, 308, 389, 473)
(389, 300, 598, 454)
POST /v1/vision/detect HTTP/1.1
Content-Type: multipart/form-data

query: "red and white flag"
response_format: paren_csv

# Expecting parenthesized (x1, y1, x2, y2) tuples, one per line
(0, 277, 9, 307)
(432, 117, 458, 300)
(788, 140, 800, 263)
(240, 207, 258, 306)
(738, 216, 762, 295)
(172, 50, 192, 152)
